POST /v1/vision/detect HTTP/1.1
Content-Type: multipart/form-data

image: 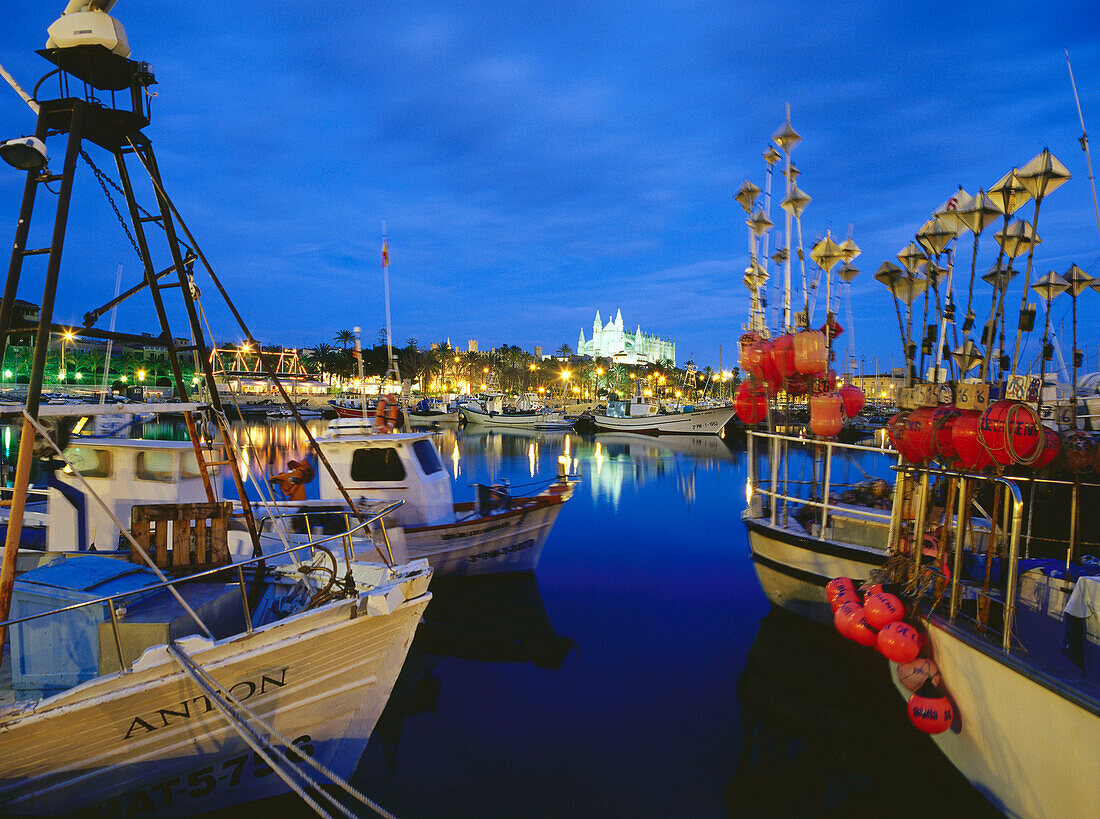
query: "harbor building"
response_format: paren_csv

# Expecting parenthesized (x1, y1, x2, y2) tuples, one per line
(577, 310, 675, 366)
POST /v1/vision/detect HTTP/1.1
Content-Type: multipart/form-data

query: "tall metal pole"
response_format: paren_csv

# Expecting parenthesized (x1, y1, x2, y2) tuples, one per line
(0, 101, 86, 653)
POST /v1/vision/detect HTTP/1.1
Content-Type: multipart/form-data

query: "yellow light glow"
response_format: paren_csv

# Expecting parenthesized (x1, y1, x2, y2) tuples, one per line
(137, 370, 146, 381)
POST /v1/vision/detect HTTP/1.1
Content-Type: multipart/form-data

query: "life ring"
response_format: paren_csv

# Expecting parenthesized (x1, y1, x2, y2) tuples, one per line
(374, 394, 401, 433)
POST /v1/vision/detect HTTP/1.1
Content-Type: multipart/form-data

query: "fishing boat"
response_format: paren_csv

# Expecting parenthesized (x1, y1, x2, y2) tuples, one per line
(0, 7, 433, 814)
(457, 393, 561, 428)
(257, 417, 576, 576)
(407, 397, 460, 425)
(736, 111, 1100, 817)
(591, 393, 736, 435)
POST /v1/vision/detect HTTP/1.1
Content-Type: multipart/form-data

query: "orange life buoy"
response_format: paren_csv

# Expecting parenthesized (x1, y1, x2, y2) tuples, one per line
(374, 396, 393, 433)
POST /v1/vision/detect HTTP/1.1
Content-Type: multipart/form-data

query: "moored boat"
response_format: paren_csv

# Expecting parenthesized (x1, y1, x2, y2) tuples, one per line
(592, 394, 736, 435)
(0, 8, 434, 813)
(736, 111, 1100, 817)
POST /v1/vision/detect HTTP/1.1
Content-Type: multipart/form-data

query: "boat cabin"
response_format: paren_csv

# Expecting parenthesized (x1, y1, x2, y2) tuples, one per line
(605, 395, 660, 418)
(47, 438, 211, 552)
(315, 419, 455, 527)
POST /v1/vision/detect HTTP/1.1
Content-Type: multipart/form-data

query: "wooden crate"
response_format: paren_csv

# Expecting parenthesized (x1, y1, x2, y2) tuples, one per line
(130, 502, 232, 572)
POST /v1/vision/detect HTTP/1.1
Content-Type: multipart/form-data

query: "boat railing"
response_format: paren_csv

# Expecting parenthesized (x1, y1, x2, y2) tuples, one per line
(745, 430, 899, 537)
(257, 506, 396, 565)
(0, 486, 50, 506)
(891, 464, 1025, 654)
(0, 500, 403, 684)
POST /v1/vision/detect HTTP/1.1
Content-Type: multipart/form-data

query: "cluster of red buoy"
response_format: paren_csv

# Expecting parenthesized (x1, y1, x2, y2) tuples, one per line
(735, 331, 865, 435)
(827, 576, 955, 735)
(886, 398, 1076, 472)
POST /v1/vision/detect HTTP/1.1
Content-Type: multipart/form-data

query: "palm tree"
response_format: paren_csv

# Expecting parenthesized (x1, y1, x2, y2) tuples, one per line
(334, 329, 356, 350)
(555, 343, 573, 358)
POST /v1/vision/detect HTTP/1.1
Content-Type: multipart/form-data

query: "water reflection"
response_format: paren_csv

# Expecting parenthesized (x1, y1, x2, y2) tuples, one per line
(730, 607, 998, 816)
(574, 433, 739, 509)
(358, 573, 574, 776)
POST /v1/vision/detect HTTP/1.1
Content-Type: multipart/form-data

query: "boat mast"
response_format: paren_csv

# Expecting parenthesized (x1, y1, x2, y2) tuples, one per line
(1067, 49, 1100, 241)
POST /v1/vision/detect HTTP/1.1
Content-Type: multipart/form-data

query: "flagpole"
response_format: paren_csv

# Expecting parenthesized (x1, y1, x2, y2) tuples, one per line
(381, 221, 396, 391)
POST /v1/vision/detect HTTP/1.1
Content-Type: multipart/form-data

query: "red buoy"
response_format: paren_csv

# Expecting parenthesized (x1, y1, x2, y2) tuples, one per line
(863, 593, 906, 630)
(978, 400, 1041, 465)
(897, 658, 942, 692)
(951, 410, 992, 470)
(907, 691, 955, 734)
(792, 330, 828, 375)
(834, 601, 862, 638)
(734, 379, 769, 425)
(894, 407, 937, 462)
(741, 336, 768, 381)
(825, 576, 856, 604)
(1031, 427, 1060, 469)
(830, 585, 861, 613)
(931, 404, 962, 463)
(770, 334, 798, 382)
(1061, 429, 1097, 474)
(809, 392, 844, 437)
(785, 373, 812, 397)
(846, 609, 879, 646)
(861, 583, 884, 601)
(839, 384, 865, 418)
(887, 411, 909, 453)
(876, 621, 921, 663)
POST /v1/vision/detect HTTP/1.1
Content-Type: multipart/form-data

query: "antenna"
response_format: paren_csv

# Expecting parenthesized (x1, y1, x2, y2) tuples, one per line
(1067, 48, 1100, 241)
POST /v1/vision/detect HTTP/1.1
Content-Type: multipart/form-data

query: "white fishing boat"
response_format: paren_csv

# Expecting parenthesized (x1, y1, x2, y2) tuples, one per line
(458, 394, 559, 428)
(0, 6, 433, 813)
(407, 397, 460, 425)
(256, 418, 576, 576)
(592, 394, 736, 435)
(0, 516, 432, 817)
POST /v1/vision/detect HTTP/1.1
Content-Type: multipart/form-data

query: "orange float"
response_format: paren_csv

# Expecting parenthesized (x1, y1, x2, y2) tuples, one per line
(792, 330, 828, 375)
(978, 399, 1041, 465)
(839, 384, 865, 418)
(734, 379, 769, 424)
(809, 391, 844, 437)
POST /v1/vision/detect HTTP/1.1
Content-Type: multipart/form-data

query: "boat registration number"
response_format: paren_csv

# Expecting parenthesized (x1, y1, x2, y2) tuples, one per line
(87, 735, 314, 817)
(468, 538, 535, 563)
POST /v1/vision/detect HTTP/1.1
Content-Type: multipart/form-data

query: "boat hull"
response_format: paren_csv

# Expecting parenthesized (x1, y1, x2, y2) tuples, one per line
(407, 410, 459, 425)
(458, 407, 550, 427)
(890, 614, 1100, 819)
(0, 581, 430, 817)
(592, 406, 736, 435)
(405, 490, 572, 576)
(745, 517, 885, 623)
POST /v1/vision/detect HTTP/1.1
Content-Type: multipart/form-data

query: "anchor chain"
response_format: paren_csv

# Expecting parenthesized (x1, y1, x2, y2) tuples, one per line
(80, 149, 144, 265)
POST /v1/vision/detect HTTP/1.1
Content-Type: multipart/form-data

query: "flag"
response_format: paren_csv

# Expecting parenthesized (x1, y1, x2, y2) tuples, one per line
(381, 240, 389, 267)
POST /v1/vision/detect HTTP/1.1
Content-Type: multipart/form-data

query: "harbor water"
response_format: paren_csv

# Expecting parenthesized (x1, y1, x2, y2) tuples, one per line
(195, 420, 996, 818)
(1, 419, 999, 817)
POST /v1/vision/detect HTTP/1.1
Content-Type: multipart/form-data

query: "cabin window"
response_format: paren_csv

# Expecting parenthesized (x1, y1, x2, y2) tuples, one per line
(412, 439, 444, 475)
(180, 451, 202, 480)
(62, 447, 112, 478)
(136, 450, 176, 482)
(350, 447, 406, 482)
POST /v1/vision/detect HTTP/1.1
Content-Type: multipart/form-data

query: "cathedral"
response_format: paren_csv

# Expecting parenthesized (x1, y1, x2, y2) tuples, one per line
(577, 310, 676, 366)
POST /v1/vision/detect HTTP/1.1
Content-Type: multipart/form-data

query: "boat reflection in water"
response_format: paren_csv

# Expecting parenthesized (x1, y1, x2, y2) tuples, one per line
(730, 607, 999, 816)
(577, 432, 738, 507)
(359, 572, 574, 774)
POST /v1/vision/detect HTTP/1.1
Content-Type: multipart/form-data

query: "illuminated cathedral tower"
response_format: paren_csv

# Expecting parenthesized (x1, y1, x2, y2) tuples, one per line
(576, 309, 675, 366)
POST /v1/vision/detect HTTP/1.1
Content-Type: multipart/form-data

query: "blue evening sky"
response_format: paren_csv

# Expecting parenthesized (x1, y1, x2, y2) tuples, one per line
(1, 2, 1099, 374)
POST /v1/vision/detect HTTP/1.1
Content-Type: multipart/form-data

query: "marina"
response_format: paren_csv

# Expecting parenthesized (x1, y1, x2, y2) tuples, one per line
(0, 1, 1098, 816)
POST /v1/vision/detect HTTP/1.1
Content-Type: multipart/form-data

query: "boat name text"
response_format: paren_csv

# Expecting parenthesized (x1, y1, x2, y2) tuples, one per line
(122, 667, 288, 740)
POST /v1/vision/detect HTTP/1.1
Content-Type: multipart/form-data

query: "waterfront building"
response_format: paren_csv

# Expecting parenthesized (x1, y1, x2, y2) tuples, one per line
(577, 309, 675, 366)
